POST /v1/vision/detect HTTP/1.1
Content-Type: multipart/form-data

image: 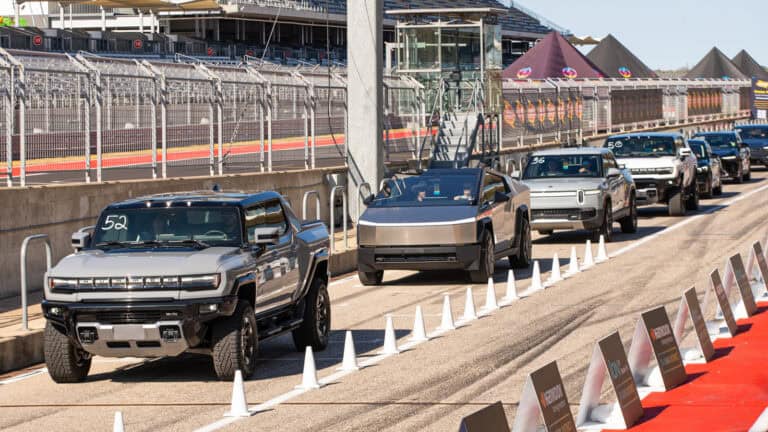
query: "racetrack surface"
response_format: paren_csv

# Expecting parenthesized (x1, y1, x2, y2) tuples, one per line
(1, 169, 767, 431)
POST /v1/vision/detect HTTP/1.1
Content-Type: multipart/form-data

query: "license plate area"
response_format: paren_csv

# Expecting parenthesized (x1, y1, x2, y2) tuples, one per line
(113, 324, 146, 340)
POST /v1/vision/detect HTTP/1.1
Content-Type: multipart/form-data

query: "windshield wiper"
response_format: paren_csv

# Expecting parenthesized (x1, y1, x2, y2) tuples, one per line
(94, 241, 128, 249)
(164, 239, 211, 249)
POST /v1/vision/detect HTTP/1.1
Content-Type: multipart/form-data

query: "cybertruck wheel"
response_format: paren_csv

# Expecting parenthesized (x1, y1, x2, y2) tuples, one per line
(510, 218, 532, 269)
(212, 301, 258, 381)
(44, 322, 91, 383)
(668, 188, 686, 217)
(619, 195, 638, 234)
(685, 183, 699, 211)
(358, 270, 383, 286)
(470, 231, 495, 283)
(292, 277, 331, 352)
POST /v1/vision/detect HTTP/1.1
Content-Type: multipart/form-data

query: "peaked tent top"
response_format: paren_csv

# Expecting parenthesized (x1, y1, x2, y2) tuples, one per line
(684, 47, 748, 80)
(586, 34, 657, 79)
(731, 50, 768, 80)
(502, 31, 605, 80)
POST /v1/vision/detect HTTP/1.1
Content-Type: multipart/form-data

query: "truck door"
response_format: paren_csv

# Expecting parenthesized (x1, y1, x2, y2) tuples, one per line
(245, 200, 299, 313)
(481, 172, 513, 251)
(602, 153, 624, 212)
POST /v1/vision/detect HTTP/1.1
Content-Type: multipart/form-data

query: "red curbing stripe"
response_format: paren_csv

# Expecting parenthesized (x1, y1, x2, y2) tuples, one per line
(604, 303, 768, 432)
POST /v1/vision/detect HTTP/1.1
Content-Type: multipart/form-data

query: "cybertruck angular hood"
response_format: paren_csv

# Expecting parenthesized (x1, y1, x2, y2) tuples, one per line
(49, 247, 241, 278)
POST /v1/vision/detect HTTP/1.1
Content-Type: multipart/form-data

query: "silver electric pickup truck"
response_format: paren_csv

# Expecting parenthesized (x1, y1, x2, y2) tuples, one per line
(42, 190, 330, 382)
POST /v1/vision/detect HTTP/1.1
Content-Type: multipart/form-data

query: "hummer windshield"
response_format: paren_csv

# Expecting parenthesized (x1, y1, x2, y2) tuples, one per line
(522, 155, 602, 179)
(368, 173, 481, 207)
(91, 207, 242, 249)
(605, 136, 676, 157)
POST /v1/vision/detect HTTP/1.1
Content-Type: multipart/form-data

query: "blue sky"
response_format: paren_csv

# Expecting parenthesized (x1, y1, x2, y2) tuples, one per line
(513, 0, 768, 70)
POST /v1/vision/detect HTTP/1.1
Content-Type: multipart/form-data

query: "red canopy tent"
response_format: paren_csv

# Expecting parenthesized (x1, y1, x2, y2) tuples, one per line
(502, 31, 605, 80)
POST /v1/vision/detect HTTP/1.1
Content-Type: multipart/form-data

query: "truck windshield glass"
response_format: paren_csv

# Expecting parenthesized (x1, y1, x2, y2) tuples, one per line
(368, 173, 480, 207)
(92, 207, 242, 248)
(522, 155, 602, 179)
(697, 134, 738, 149)
(605, 136, 676, 157)
(737, 127, 768, 139)
(688, 141, 706, 158)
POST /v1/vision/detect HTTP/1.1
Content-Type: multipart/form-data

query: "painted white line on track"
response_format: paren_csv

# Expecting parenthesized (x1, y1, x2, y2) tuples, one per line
(749, 406, 768, 432)
(0, 368, 47, 385)
(610, 182, 768, 259)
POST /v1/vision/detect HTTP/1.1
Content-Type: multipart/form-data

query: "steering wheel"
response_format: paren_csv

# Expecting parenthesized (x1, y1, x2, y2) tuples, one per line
(203, 230, 227, 237)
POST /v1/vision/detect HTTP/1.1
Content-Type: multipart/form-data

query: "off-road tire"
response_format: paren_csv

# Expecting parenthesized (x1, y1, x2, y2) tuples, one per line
(701, 175, 713, 199)
(292, 277, 331, 351)
(685, 183, 699, 211)
(358, 270, 383, 286)
(470, 231, 495, 283)
(44, 322, 91, 383)
(510, 218, 532, 269)
(619, 195, 638, 234)
(212, 301, 258, 380)
(735, 165, 744, 184)
(593, 203, 613, 242)
(668, 188, 686, 216)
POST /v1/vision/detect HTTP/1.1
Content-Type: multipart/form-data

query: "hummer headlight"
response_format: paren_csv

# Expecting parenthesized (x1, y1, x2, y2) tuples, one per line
(179, 274, 221, 290)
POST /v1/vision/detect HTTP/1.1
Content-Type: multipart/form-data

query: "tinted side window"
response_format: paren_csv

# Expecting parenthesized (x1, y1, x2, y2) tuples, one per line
(245, 200, 289, 244)
(482, 173, 506, 205)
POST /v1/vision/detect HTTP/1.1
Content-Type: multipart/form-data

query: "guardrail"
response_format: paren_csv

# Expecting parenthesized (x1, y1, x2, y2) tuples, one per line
(19, 234, 52, 331)
(302, 190, 321, 220)
(329, 185, 348, 253)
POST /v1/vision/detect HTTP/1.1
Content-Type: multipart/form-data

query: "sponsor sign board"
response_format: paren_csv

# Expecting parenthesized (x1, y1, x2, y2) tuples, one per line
(459, 401, 510, 432)
(673, 287, 715, 363)
(730, 254, 758, 317)
(577, 332, 643, 429)
(642, 307, 687, 390)
(709, 269, 739, 336)
(512, 361, 576, 432)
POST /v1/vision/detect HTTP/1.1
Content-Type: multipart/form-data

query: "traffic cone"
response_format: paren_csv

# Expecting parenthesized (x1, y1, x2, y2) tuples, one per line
(582, 240, 595, 270)
(224, 370, 251, 417)
(461, 287, 478, 322)
(113, 412, 125, 432)
(596, 235, 609, 263)
(565, 246, 579, 277)
(438, 294, 455, 331)
(380, 314, 400, 355)
(296, 346, 321, 390)
(409, 306, 429, 342)
(530, 260, 543, 292)
(546, 253, 562, 286)
(337, 330, 359, 371)
(501, 269, 519, 304)
(480, 277, 499, 314)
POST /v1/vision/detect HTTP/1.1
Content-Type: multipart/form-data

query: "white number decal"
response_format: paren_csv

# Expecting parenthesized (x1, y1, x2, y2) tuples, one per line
(531, 156, 546, 165)
(607, 141, 623, 149)
(102, 215, 128, 231)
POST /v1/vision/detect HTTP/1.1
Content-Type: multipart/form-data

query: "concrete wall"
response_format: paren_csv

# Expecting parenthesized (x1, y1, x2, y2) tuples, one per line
(0, 167, 345, 299)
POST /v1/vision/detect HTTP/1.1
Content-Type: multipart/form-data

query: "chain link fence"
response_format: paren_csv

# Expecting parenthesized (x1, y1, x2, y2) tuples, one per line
(0, 48, 754, 187)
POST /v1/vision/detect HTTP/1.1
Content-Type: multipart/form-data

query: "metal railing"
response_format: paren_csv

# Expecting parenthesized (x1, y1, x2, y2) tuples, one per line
(302, 189, 320, 220)
(19, 234, 52, 331)
(329, 185, 347, 253)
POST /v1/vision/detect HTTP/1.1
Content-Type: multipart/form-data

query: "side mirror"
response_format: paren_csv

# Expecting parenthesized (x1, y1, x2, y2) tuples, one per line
(251, 227, 280, 245)
(363, 193, 375, 206)
(511, 170, 521, 180)
(494, 191, 510, 202)
(678, 147, 692, 159)
(71, 231, 91, 252)
(606, 167, 621, 178)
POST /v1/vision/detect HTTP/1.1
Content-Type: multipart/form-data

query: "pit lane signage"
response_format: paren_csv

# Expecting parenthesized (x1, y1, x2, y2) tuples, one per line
(709, 269, 738, 336)
(576, 332, 643, 429)
(753, 242, 768, 296)
(628, 306, 687, 391)
(459, 401, 510, 432)
(730, 254, 758, 317)
(674, 287, 715, 362)
(512, 361, 576, 432)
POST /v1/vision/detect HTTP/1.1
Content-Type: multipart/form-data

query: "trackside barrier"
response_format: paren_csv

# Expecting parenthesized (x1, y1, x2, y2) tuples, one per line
(19, 234, 52, 331)
(329, 185, 347, 252)
(301, 190, 321, 220)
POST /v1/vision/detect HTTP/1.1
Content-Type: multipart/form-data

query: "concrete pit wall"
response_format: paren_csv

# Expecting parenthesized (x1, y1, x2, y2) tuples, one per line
(0, 168, 345, 299)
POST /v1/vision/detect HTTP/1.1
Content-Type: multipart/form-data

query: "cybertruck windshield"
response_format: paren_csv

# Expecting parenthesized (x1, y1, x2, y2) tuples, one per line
(92, 207, 243, 249)
(605, 136, 676, 157)
(368, 173, 481, 208)
(523, 155, 602, 179)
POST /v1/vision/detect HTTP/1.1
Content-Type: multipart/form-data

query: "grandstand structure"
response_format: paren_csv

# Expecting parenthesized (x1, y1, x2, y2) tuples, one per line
(2, 0, 552, 66)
